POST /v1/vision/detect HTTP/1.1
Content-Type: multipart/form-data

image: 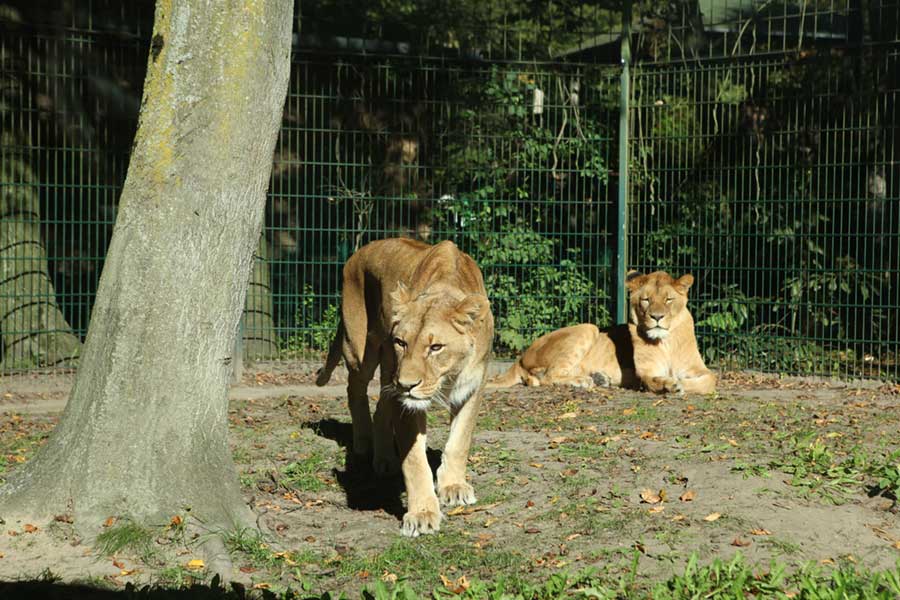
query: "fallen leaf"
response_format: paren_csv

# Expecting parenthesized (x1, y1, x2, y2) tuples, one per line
(703, 512, 721, 522)
(0, 552, 4, 558)
(750, 528, 772, 536)
(53, 514, 74, 524)
(530, 463, 544, 469)
(622, 408, 636, 416)
(304, 535, 316, 543)
(893, 541, 900, 550)
(525, 527, 541, 534)
(671, 515, 685, 521)
(119, 569, 137, 576)
(558, 412, 577, 420)
(640, 489, 662, 504)
(448, 502, 500, 516)
(239, 566, 256, 573)
(565, 533, 581, 541)
(185, 559, 205, 571)
(358, 570, 370, 579)
(679, 490, 695, 502)
(648, 506, 665, 514)
(169, 516, 183, 527)
(731, 538, 751, 547)
(112, 560, 125, 569)
(382, 571, 398, 583)
(23, 524, 37, 533)
(440, 574, 470, 594)
(253, 583, 271, 590)
(103, 517, 116, 528)
(483, 518, 497, 528)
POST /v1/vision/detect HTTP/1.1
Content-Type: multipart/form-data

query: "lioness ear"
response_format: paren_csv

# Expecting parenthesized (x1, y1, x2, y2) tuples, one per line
(451, 294, 489, 332)
(675, 274, 695, 294)
(625, 271, 645, 292)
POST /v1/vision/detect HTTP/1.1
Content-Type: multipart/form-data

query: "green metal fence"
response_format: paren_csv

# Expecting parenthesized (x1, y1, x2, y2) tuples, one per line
(625, 1, 900, 379)
(1, 1, 898, 380)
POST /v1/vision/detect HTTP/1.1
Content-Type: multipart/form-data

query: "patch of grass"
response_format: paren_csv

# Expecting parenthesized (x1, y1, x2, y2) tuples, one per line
(337, 530, 523, 587)
(760, 536, 803, 557)
(281, 451, 331, 492)
(95, 519, 156, 560)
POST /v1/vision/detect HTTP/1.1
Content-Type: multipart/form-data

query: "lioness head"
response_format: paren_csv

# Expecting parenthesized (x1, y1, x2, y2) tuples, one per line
(627, 271, 695, 341)
(389, 282, 489, 412)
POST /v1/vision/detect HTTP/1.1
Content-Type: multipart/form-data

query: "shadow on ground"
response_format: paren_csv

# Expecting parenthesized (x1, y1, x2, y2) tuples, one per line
(306, 418, 442, 519)
(0, 580, 296, 600)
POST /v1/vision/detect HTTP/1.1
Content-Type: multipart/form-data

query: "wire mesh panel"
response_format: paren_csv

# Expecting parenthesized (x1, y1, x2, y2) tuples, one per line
(0, 1, 149, 372)
(626, 1, 900, 378)
(2, 1, 899, 379)
(263, 55, 619, 359)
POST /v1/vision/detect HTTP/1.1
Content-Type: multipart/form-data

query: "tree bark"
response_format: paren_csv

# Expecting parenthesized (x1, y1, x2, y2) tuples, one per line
(0, 0, 293, 552)
(0, 135, 82, 372)
(242, 232, 279, 359)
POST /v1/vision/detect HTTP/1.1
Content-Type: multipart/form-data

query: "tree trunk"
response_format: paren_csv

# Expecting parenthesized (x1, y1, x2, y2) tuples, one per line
(0, 135, 82, 371)
(0, 0, 294, 555)
(242, 232, 279, 359)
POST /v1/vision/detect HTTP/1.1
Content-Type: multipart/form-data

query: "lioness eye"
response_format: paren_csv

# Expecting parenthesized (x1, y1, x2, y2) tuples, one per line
(393, 338, 407, 349)
(429, 344, 444, 353)
(666, 297, 674, 304)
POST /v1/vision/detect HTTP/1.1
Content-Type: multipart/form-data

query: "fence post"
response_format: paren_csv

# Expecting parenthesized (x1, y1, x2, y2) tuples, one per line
(616, 0, 632, 325)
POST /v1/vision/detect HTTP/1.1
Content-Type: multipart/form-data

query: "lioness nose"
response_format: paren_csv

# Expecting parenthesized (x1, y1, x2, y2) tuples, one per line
(396, 378, 422, 392)
(650, 312, 665, 322)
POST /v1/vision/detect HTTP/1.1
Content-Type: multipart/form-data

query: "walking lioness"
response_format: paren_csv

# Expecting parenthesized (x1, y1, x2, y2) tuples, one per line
(316, 238, 494, 536)
(490, 271, 715, 395)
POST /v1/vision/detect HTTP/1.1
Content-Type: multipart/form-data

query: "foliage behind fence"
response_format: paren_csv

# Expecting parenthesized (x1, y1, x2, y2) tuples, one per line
(1, 1, 898, 379)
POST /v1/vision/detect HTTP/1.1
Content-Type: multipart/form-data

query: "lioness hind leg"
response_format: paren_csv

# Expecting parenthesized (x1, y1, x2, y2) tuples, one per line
(372, 349, 401, 476)
(345, 341, 379, 460)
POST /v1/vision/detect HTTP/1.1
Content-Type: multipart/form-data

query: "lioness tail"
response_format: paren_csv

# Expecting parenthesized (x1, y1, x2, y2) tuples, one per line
(315, 320, 344, 386)
(486, 359, 526, 389)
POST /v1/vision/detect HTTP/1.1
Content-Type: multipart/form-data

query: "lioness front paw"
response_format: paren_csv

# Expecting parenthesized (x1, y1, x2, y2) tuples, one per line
(570, 376, 595, 389)
(438, 482, 477, 507)
(401, 510, 442, 537)
(590, 371, 611, 388)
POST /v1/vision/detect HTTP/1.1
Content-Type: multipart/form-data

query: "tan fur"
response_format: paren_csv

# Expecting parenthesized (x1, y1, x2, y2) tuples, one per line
(316, 238, 494, 536)
(489, 271, 715, 395)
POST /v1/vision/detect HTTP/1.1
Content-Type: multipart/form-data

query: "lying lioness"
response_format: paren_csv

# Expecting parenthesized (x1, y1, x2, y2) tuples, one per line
(490, 271, 715, 394)
(316, 238, 494, 536)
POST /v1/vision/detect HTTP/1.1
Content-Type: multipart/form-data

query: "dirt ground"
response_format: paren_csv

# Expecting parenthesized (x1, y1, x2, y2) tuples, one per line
(0, 363, 898, 596)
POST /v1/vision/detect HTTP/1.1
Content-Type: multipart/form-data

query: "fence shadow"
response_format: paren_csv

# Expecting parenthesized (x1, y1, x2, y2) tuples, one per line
(305, 418, 442, 520)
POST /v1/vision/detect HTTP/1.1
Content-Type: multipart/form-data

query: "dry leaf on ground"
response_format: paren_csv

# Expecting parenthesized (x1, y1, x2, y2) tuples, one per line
(640, 489, 662, 504)
(703, 512, 721, 522)
(440, 574, 470, 594)
(679, 490, 695, 502)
